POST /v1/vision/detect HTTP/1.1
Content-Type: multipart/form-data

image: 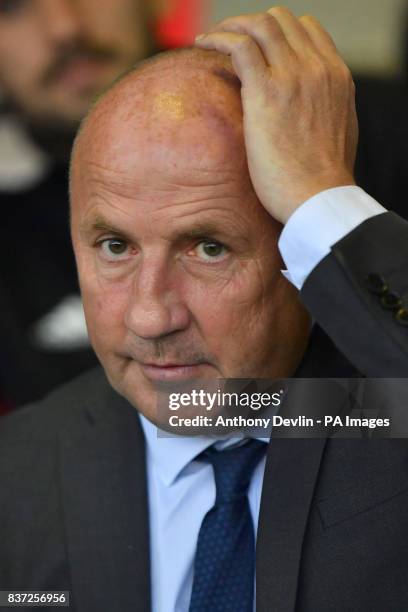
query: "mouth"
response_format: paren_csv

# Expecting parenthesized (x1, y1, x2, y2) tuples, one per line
(139, 362, 212, 382)
(52, 56, 111, 91)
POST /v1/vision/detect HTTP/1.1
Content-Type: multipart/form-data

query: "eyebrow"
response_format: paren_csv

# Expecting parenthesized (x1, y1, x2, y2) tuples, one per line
(174, 223, 237, 241)
(80, 215, 249, 245)
(79, 217, 134, 242)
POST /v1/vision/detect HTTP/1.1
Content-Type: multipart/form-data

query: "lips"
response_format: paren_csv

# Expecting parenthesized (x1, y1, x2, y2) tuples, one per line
(54, 57, 107, 91)
(143, 362, 195, 368)
(139, 361, 211, 382)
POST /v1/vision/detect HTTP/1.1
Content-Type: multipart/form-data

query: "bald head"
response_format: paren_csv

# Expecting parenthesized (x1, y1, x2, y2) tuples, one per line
(115, 46, 242, 98)
(71, 48, 244, 176)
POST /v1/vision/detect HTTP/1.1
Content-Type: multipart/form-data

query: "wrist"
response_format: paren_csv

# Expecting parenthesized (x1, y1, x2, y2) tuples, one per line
(279, 174, 356, 224)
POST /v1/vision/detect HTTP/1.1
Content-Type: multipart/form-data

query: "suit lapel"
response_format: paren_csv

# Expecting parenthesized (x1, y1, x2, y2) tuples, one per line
(256, 436, 327, 612)
(59, 380, 150, 612)
(256, 326, 360, 612)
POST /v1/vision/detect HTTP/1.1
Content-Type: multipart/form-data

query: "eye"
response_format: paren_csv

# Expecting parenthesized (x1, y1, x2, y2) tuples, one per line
(194, 240, 228, 263)
(99, 238, 130, 261)
(0, 0, 29, 16)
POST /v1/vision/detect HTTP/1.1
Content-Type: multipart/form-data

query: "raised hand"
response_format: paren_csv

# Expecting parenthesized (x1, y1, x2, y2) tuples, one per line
(195, 6, 358, 223)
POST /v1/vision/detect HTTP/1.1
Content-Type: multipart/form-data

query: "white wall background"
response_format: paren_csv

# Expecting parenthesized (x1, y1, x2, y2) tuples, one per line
(210, 0, 408, 75)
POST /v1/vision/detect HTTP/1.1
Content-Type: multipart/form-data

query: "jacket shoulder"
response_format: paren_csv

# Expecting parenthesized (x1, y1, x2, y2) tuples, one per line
(0, 366, 108, 456)
(302, 212, 408, 376)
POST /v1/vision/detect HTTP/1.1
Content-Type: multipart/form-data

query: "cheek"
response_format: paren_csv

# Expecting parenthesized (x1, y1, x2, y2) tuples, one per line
(227, 266, 284, 370)
(0, 36, 43, 92)
(79, 266, 130, 352)
(187, 262, 271, 351)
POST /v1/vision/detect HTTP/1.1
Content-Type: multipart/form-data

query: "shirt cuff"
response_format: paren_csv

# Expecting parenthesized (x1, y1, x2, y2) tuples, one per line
(278, 186, 387, 290)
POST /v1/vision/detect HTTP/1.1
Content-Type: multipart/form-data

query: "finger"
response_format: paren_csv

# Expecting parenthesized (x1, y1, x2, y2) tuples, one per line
(203, 12, 293, 66)
(299, 15, 339, 57)
(195, 31, 268, 88)
(267, 6, 315, 55)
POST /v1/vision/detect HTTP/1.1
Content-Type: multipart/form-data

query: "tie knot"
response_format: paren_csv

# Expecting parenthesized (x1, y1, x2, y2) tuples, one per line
(200, 439, 268, 505)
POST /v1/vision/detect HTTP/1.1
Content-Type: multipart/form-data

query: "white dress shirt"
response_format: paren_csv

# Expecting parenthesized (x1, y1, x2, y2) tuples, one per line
(278, 186, 386, 289)
(139, 186, 387, 612)
(140, 415, 269, 612)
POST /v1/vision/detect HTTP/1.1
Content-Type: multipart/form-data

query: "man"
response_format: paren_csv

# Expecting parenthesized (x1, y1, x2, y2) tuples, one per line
(0, 0, 159, 406)
(1, 6, 408, 612)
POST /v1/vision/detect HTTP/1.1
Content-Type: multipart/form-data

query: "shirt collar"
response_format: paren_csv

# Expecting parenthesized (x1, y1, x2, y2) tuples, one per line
(139, 414, 270, 487)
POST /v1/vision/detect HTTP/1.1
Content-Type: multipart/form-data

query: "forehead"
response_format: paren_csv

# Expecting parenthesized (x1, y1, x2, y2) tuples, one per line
(79, 64, 242, 147)
(71, 136, 272, 254)
(72, 76, 247, 196)
(69, 65, 276, 240)
(72, 143, 259, 241)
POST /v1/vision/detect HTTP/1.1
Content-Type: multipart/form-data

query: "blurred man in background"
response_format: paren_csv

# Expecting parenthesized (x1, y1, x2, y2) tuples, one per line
(0, 0, 162, 407)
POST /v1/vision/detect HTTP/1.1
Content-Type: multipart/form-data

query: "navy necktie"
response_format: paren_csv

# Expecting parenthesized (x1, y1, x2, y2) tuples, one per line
(189, 439, 268, 612)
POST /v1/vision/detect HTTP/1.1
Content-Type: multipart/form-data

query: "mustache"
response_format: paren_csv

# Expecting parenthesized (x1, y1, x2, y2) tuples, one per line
(125, 337, 214, 366)
(41, 40, 119, 86)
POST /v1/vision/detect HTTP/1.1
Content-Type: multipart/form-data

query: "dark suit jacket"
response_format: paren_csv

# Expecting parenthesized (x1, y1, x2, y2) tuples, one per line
(1, 212, 408, 611)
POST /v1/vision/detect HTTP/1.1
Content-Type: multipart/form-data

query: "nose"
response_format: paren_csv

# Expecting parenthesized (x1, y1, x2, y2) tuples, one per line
(38, 0, 82, 44)
(125, 258, 191, 341)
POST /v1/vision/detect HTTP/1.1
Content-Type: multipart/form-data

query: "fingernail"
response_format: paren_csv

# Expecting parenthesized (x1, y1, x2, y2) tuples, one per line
(195, 34, 205, 41)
